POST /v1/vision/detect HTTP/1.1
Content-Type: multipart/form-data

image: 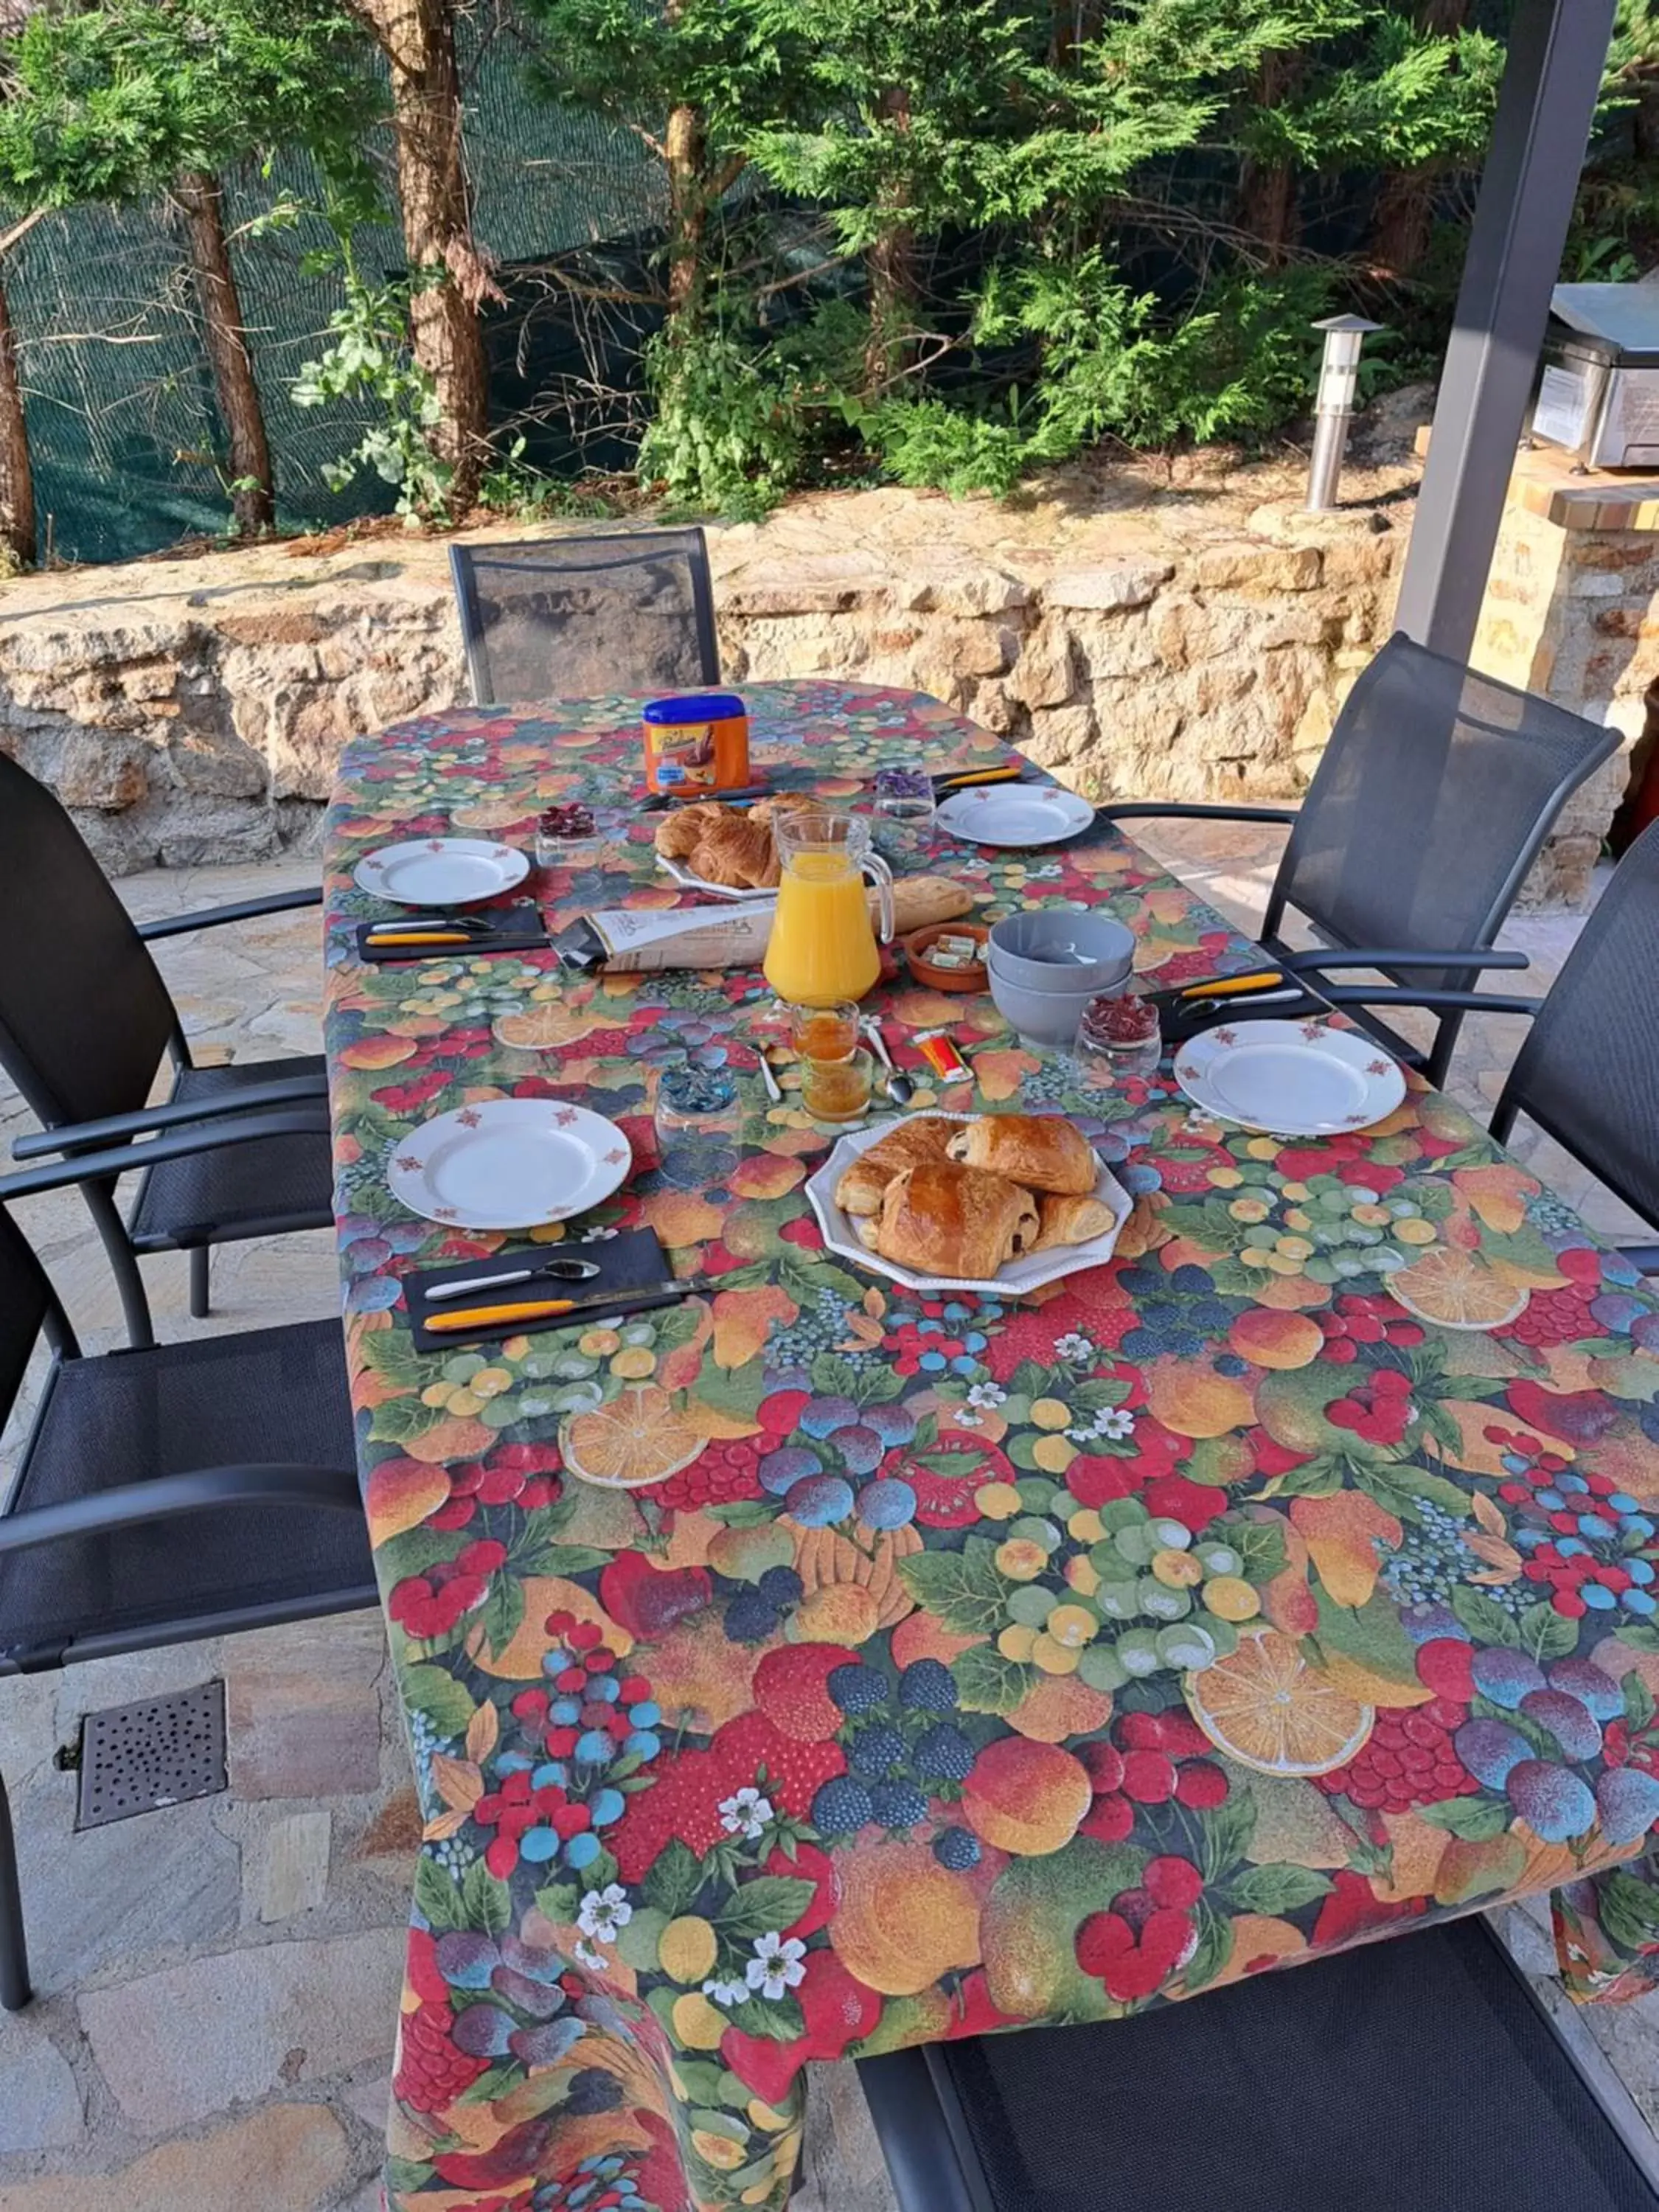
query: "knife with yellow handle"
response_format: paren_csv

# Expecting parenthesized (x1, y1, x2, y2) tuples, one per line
(933, 763, 1027, 793)
(1175, 970, 1289, 1000)
(364, 929, 479, 948)
(423, 1281, 695, 1338)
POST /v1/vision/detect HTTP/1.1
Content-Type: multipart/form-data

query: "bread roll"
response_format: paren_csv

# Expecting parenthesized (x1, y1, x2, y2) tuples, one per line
(879, 877, 975, 934)
(1032, 1192, 1115, 1251)
(872, 1161, 1039, 1279)
(834, 1115, 956, 1217)
(945, 1115, 1097, 1196)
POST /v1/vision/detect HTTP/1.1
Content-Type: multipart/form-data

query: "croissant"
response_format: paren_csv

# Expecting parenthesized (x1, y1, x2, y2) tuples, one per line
(692, 813, 779, 889)
(747, 795, 815, 828)
(834, 1115, 956, 1218)
(654, 803, 722, 860)
(945, 1114, 1097, 1196)
(870, 1161, 1040, 1279)
(1031, 1192, 1116, 1251)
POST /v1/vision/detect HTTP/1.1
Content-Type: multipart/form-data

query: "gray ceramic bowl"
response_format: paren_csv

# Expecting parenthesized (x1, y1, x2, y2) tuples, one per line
(987, 962, 1102, 1049)
(988, 909, 1135, 994)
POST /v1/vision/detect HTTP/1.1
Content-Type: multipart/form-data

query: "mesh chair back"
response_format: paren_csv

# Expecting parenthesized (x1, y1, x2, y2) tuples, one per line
(450, 530, 720, 705)
(1500, 818, 1659, 1229)
(0, 1205, 69, 1433)
(889, 1917, 1656, 2212)
(0, 752, 177, 1129)
(1273, 634, 1619, 987)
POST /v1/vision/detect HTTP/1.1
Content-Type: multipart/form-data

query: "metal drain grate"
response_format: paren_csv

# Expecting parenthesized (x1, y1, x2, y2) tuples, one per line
(75, 1680, 227, 1830)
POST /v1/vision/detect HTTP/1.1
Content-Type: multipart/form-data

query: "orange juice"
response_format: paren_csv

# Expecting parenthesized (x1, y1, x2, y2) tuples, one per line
(765, 851, 880, 1004)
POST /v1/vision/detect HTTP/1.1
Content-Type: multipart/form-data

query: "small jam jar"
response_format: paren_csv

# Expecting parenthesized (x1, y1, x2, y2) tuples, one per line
(1075, 989, 1161, 1088)
(642, 692, 751, 796)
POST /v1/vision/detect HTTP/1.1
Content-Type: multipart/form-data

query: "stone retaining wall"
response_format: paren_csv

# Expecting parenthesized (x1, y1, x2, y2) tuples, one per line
(4, 423, 1651, 907)
(0, 483, 1408, 881)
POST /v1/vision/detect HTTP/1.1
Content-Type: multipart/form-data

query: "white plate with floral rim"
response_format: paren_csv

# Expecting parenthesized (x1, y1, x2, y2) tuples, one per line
(387, 1100, 632, 1230)
(935, 785, 1095, 848)
(803, 1111, 1132, 1296)
(355, 838, 530, 906)
(1173, 1018, 1406, 1137)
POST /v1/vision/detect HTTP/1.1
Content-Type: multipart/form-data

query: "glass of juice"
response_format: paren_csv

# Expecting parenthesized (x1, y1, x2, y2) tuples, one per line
(788, 1001, 860, 1063)
(801, 1048, 875, 1123)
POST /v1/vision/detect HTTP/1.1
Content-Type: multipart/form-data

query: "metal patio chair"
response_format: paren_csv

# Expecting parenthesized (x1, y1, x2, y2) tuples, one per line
(1317, 815, 1659, 1270)
(857, 1915, 1659, 2212)
(1099, 633, 1621, 1085)
(448, 528, 720, 706)
(0, 1111, 373, 2011)
(0, 751, 332, 1343)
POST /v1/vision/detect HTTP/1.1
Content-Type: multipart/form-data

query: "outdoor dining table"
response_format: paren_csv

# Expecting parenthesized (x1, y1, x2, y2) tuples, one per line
(326, 680, 1659, 2212)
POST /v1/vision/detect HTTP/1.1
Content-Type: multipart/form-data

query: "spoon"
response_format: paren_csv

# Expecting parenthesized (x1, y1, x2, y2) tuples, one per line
(863, 1020, 914, 1105)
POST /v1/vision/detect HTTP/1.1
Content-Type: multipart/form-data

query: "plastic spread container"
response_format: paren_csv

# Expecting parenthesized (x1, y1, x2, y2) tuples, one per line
(641, 692, 750, 795)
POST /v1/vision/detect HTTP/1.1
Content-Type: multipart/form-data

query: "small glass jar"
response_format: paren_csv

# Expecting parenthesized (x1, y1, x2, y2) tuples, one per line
(535, 803, 604, 868)
(655, 1065, 742, 1189)
(801, 1046, 875, 1123)
(873, 766, 936, 866)
(1075, 989, 1161, 1090)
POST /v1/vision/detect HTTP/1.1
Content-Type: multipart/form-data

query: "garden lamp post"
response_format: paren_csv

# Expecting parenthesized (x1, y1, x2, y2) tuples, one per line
(1306, 314, 1382, 512)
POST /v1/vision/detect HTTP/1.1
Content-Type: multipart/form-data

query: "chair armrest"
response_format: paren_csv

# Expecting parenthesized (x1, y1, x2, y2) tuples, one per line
(1280, 947, 1531, 975)
(11, 1073, 330, 1161)
(0, 1107, 333, 1202)
(136, 886, 322, 942)
(1618, 1247, 1659, 1277)
(1321, 986, 1543, 1017)
(0, 1464, 362, 1557)
(1094, 803, 1298, 829)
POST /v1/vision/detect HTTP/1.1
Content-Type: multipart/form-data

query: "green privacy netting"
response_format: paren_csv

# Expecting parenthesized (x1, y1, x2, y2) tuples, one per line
(10, 18, 664, 566)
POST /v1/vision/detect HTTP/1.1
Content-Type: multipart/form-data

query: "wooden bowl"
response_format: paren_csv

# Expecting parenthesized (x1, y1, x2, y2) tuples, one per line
(904, 922, 988, 992)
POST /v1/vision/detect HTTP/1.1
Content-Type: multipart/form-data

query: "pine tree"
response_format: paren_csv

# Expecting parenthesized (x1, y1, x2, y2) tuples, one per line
(0, 0, 378, 536)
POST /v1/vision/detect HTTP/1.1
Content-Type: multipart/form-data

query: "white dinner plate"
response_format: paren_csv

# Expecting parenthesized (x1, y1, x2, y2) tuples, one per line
(1173, 1019, 1406, 1137)
(355, 839, 530, 906)
(936, 785, 1095, 848)
(387, 1100, 632, 1230)
(804, 1112, 1132, 1297)
(655, 853, 777, 902)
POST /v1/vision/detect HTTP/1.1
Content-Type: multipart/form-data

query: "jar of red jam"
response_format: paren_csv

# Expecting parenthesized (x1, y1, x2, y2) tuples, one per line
(1076, 988, 1161, 1088)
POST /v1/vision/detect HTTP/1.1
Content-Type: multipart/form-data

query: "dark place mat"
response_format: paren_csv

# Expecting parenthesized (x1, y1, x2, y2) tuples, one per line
(406, 1225, 678, 1352)
(355, 920, 551, 964)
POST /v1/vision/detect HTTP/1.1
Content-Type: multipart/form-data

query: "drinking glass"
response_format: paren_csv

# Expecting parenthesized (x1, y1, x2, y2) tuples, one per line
(655, 1066, 742, 1188)
(873, 768, 936, 866)
(787, 1001, 860, 1062)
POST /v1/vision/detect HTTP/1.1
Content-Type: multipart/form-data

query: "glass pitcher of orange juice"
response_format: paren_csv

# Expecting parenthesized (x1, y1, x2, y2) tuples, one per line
(763, 806, 894, 1006)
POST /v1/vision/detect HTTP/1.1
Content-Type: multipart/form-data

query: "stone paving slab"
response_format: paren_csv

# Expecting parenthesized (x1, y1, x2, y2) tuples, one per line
(0, 839, 1653, 2212)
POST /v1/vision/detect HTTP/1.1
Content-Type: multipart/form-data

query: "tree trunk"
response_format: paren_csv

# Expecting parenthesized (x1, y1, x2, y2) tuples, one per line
(664, 100, 708, 326)
(0, 278, 35, 568)
(1048, 0, 1101, 72)
(1369, 0, 1472, 278)
(1235, 52, 1302, 266)
(864, 86, 917, 396)
(352, 0, 493, 512)
(174, 170, 274, 538)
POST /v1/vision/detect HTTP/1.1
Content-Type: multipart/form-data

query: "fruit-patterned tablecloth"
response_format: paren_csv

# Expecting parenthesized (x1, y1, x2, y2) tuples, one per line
(326, 683, 1659, 2212)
